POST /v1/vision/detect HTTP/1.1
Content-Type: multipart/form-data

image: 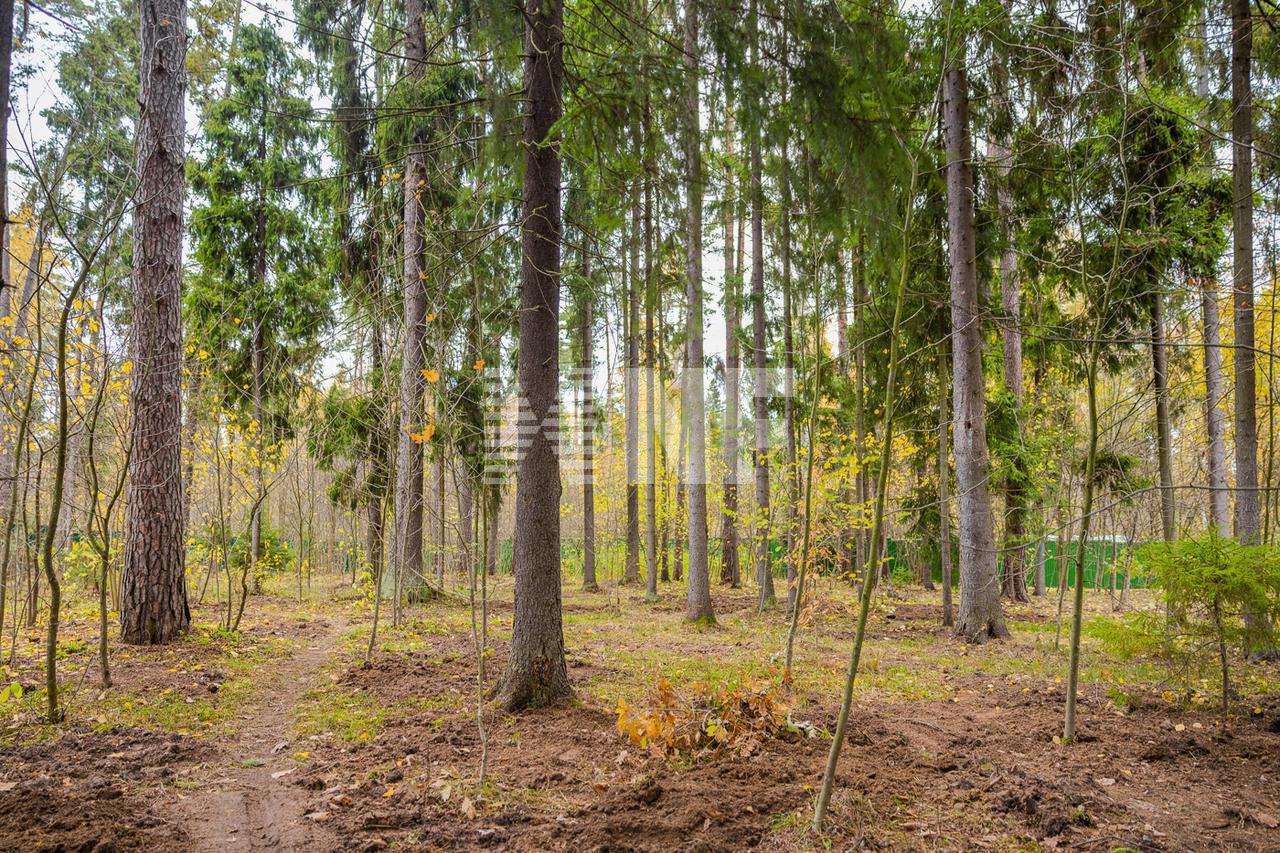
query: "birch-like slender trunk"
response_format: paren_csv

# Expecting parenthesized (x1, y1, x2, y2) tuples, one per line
(749, 0, 773, 609)
(682, 0, 712, 622)
(990, 92, 1027, 602)
(643, 46, 659, 598)
(938, 346, 954, 627)
(581, 236, 598, 591)
(624, 176, 641, 586)
(1151, 293, 1176, 542)
(393, 0, 429, 594)
(719, 105, 740, 589)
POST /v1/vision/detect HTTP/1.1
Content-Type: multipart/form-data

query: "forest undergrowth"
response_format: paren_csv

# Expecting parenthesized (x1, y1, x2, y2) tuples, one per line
(0, 571, 1277, 851)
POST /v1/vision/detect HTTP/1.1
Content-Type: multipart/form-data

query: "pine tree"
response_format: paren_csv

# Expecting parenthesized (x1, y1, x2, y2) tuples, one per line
(494, 0, 570, 710)
(944, 44, 1007, 643)
(121, 0, 191, 645)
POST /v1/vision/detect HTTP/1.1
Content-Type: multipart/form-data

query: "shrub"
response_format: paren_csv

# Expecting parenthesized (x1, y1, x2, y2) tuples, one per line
(615, 677, 814, 758)
(1139, 531, 1280, 719)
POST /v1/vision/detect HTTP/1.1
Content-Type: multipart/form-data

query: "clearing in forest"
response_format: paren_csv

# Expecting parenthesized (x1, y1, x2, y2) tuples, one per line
(0, 575, 1277, 851)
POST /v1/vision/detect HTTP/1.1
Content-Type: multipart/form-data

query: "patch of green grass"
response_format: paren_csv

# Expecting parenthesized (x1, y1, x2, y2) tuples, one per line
(94, 685, 237, 735)
(396, 692, 460, 716)
(57, 638, 88, 658)
(294, 681, 385, 743)
(0, 631, 290, 743)
(857, 660, 950, 701)
(95, 636, 290, 737)
(1106, 686, 1134, 711)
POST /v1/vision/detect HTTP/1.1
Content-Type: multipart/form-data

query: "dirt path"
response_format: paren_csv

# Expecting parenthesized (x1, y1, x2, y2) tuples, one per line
(173, 614, 345, 851)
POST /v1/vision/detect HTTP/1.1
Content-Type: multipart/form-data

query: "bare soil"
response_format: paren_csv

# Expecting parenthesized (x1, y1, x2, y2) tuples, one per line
(166, 612, 346, 851)
(0, 584, 1277, 851)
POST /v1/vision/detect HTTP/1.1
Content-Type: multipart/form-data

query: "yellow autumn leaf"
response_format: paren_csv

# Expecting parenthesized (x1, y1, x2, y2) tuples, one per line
(421, 368, 439, 382)
(473, 358, 485, 370)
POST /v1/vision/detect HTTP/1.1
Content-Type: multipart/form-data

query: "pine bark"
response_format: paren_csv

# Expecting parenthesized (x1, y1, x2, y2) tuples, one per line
(944, 61, 1007, 643)
(494, 0, 569, 710)
(121, 0, 191, 644)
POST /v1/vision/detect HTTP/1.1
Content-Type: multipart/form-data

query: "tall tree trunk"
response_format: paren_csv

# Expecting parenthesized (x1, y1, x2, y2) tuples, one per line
(836, 248, 848, 369)
(1195, 13, 1229, 537)
(121, 0, 190, 645)
(435, 451, 446, 581)
(813, 160, 918, 829)
(0, 274, 41, 656)
(1232, 0, 1271, 650)
(780, 133, 798, 614)
(853, 233, 868, 577)
(657, 283, 671, 583)
(1232, 0, 1259, 549)
(749, 0, 773, 609)
(0, 0, 11, 305)
(41, 264, 91, 720)
(458, 459, 473, 578)
(643, 78, 659, 600)
(1063, 348, 1101, 741)
(778, 27, 797, 607)
(181, 363, 202, 536)
(673, 406, 686, 583)
(720, 106, 740, 589)
(0, 218, 45, 554)
(834, 245, 851, 580)
(624, 181, 641, 585)
(991, 99, 1027, 602)
(486, 486, 500, 577)
(1151, 295, 1175, 541)
(581, 236, 598, 592)
(394, 0, 429, 594)
(938, 346, 954, 627)
(944, 60, 1007, 643)
(683, 0, 712, 622)
(251, 111, 269, 576)
(494, 0, 569, 710)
